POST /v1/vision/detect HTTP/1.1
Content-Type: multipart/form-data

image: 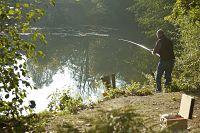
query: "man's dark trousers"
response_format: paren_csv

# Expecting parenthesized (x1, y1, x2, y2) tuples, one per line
(156, 59, 175, 92)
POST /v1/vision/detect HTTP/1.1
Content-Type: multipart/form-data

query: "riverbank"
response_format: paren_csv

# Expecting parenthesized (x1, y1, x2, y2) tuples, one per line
(30, 92, 200, 132)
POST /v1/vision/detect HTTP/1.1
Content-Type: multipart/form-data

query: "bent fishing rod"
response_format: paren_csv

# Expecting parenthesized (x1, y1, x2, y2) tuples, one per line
(118, 38, 159, 80)
(118, 38, 160, 57)
(50, 29, 159, 57)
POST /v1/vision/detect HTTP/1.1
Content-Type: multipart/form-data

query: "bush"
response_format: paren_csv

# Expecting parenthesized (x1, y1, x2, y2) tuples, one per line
(48, 89, 93, 114)
(127, 81, 154, 96)
(165, 0, 200, 92)
(88, 106, 153, 133)
(59, 92, 84, 114)
(103, 78, 154, 100)
(0, 0, 54, 118)
(103, 88, 126, 100)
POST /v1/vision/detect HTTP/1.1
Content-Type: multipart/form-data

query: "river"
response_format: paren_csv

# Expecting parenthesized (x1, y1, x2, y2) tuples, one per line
(25, 25, 158, 112)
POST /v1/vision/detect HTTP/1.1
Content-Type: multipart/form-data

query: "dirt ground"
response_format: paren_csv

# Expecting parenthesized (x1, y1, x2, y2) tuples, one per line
(45, 92, 200, 132)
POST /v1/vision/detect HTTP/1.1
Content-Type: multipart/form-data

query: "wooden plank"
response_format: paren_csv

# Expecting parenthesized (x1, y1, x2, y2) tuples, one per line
(179, 94, 195, 119)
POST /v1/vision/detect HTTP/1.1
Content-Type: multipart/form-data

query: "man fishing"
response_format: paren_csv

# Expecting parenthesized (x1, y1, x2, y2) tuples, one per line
(152, 29, 175, 93)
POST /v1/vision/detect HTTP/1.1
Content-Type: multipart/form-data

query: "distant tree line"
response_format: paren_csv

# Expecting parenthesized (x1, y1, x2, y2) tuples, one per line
(38, 0, 135, 28)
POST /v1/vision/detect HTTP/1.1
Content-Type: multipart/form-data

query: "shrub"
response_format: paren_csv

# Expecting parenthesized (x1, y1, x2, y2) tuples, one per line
(59, 92, 84, 114)
(103, 79, 154, 100)
(103, 88, 126, 100)
(0, 0, 54, 118)
(48, 89, 93, 114)
(88, 106, 153, 133)
(127, 81, 154, 96)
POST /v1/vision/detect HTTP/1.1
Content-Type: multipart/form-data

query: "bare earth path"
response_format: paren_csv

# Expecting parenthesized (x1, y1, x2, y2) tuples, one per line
(45, 92, 200, 132)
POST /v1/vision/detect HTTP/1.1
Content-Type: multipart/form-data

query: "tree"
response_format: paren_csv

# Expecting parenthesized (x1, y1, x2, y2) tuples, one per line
(129, 0, 200, 91)
(0, 0, 54, 118)
(128, 0, 176, 38)
(165, 0, 200, 90)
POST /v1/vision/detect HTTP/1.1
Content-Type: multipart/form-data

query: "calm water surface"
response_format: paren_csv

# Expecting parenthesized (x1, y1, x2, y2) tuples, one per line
(26, 26, 158, 112)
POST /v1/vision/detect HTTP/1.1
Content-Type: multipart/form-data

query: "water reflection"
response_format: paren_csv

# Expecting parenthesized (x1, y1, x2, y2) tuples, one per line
(27, 26, 158, 112)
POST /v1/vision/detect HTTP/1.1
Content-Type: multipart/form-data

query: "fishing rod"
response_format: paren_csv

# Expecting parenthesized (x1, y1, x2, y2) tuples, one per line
(118, 38, 160, 57)
(118, 38, 158, 80)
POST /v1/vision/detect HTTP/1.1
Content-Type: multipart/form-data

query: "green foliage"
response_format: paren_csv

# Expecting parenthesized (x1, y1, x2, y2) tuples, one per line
(22, 111, 56, 132)
(164, 78, 184, 92)
(128, 0, 176, 38)
(48, 89, 93, 114)
(0, 111, 56, 132)
(59, 93, 84, 114)
(88, 106, 152, 133)
(40, 0, 134, 27)
(127, 82, 153, 96)
(103, 80, 154, 100)
(166, 0, 200, 91)
(103, 88, 126, 100)
(130, 0, 200, 92)
(0, 0, 54, 118)
(94, 0, 133, 26)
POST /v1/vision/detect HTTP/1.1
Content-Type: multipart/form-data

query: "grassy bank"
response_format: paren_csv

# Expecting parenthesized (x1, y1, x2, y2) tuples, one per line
(1, 91, 200, 133)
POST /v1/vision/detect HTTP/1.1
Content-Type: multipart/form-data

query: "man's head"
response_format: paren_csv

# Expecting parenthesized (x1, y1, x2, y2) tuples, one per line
(156, 29, 164, 39)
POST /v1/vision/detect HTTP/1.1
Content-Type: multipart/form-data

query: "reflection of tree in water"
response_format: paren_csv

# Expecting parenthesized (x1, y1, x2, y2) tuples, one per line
(28, 57, 63, 89)
(66, 38, 99, 95)
(89, 38, 157, 83)
(28, 36, 101, 94)
(28, 32, 157, 92)
(28, 35, 75, 88)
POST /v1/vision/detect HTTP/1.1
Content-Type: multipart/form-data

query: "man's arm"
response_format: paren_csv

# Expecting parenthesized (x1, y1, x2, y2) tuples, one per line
(152, 40, 161, 55)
